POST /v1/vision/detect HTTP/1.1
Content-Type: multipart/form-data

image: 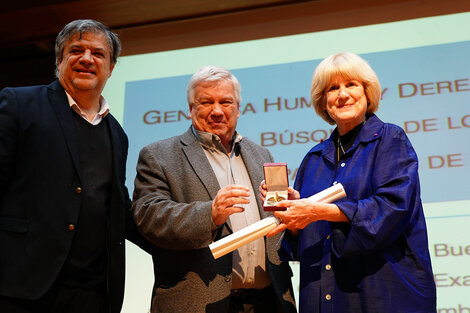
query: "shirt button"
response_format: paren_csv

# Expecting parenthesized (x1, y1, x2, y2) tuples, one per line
(75, 187, 82, 194)
(325, 264, 331, 271)
(224, 275, 231, 282)
(325, 294, 332, 301)
(340, 163, 346, 167)
(68, 224, 75, 231)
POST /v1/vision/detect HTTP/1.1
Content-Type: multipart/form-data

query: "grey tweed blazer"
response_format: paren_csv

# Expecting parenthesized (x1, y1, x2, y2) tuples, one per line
(132, 127, 296, 313)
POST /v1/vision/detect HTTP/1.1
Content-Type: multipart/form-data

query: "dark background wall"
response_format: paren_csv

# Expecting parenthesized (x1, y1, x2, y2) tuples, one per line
(1, 0, 469, 90)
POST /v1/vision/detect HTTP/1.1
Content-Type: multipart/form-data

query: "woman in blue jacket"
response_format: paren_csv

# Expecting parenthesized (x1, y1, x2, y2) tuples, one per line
(262, 52, 436, 313)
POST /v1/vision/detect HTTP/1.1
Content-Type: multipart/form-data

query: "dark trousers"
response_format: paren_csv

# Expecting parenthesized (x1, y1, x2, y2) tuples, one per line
(0, 284, 107, 313)
(229, 284, 282, 313)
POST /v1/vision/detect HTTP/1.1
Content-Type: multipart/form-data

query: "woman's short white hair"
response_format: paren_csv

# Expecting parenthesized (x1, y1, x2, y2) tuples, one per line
(187, 65, 241, 104)
(311, 52, 381, 125)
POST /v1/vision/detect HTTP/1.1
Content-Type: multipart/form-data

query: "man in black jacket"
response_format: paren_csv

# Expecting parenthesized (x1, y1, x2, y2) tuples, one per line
(0, 19, 146, 313)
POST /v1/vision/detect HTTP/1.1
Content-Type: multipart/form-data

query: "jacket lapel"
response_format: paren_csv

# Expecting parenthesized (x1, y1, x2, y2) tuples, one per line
(106, 116, 125, 183)
(180, 128, 233, 232)
(180, 128, 220, 200)
(47, 80, 82, 182)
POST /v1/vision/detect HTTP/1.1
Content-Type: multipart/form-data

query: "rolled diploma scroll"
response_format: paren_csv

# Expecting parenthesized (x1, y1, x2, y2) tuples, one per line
(305, 183, 346, 204)
(209, 183, 346, 259)
(210, 216, 279, 259)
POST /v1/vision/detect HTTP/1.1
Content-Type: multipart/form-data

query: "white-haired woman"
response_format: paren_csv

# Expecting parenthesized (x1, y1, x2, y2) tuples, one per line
(261, 52, 436, 313)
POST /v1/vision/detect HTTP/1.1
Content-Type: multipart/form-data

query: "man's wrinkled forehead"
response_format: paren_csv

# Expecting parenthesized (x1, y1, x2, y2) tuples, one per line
(64, 30, 111, 53)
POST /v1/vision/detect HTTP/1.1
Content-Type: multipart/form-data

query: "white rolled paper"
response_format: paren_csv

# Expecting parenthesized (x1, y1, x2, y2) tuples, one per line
(209, 183, 346, 259)
(306, 183, 346, 203)
(209, 216, 279, 259)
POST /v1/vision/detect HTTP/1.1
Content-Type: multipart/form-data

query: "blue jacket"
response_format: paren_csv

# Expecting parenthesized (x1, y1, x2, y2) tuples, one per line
(283, 114, 436, 313)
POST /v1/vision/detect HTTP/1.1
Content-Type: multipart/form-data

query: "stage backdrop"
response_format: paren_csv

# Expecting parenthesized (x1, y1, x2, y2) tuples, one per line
(103, 12, 470, 313)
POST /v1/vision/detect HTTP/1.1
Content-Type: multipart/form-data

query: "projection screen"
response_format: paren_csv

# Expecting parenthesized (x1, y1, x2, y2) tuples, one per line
(102, 11, 470, 312)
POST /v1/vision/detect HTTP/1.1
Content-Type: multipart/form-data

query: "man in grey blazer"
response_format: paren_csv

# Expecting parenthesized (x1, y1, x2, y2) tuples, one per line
(132, 66, 296, 313)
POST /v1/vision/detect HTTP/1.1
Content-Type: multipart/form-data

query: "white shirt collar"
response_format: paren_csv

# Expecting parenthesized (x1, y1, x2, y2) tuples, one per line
(65, 92, 110, 125)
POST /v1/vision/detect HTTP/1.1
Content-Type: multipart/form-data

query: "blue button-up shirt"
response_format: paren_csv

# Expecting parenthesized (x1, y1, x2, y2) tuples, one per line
(282, 114, 436, 313)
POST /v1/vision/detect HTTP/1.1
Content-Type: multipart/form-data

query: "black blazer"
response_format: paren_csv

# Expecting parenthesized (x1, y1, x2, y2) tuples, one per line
(0, 80, 145, 312)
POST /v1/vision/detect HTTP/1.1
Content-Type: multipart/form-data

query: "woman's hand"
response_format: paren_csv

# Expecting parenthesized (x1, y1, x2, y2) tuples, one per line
(267, 199, 318, 238)
(266, 200, 349, 237)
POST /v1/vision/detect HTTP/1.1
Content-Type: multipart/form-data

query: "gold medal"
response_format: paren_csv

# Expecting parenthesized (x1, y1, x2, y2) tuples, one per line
(266, 192, 286, 206)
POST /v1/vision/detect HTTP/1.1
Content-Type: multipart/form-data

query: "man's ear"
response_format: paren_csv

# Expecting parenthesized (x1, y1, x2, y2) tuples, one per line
(109, 64, 115, 77)
(188, 103, 193, 117)
(56, 57, 63, 71)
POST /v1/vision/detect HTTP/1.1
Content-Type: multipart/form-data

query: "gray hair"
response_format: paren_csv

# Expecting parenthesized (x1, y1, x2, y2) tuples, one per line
(55, 19, 121, 77)
(187, 65, 242, 104)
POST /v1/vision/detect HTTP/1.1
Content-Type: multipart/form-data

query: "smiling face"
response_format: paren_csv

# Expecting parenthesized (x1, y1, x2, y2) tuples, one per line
(325, 75, 368, 135)
(57, 31, 114, 98)
(189, 79, 240, 151)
